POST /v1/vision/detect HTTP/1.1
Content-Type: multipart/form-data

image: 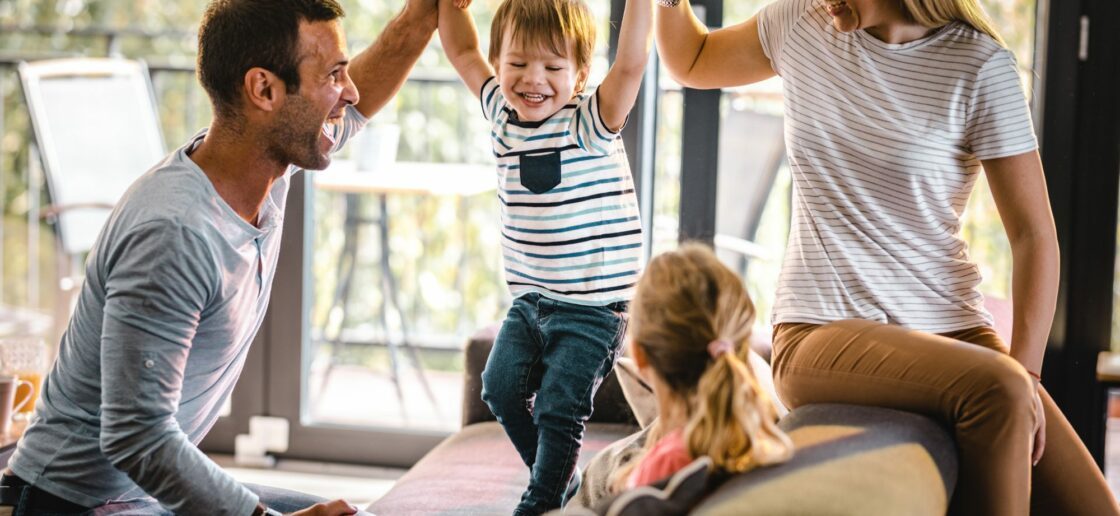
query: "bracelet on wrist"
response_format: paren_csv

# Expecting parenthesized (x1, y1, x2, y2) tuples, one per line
(1027, 370, 1042, 382)
(657, 0, 681, 7)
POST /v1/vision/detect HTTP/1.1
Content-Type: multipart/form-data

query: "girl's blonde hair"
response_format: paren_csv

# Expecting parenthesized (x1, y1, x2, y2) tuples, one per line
(613, 244, 792, 490)
(901, 0, 1006, 46)
(489, 0, 596, 71)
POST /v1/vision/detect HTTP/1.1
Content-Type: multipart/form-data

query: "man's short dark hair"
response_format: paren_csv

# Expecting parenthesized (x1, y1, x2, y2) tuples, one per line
(197, 0, 345, 119)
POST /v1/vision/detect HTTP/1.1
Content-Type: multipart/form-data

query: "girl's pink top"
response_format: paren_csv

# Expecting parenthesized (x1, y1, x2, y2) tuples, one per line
(627, 428, 693, 488)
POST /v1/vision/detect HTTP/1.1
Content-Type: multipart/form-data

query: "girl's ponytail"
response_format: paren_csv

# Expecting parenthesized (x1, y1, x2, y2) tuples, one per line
(687, 348, 791, 473)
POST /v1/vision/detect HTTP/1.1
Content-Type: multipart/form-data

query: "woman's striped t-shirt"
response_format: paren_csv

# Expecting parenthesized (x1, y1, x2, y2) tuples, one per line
(757, 0, 1038, 332)
(480, 77, 644, 306)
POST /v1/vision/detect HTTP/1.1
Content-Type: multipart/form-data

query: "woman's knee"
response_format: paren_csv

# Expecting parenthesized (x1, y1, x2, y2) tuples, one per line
(969, 353, 1036, 416)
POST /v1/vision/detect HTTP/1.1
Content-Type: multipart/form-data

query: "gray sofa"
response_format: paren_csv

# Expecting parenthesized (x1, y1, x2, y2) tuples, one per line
(367, 328, 959, 515)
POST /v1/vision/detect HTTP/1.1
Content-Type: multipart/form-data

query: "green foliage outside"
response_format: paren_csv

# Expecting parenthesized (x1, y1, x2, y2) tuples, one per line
(1, 0, 1093, 357)
(0, 0, 517, 362)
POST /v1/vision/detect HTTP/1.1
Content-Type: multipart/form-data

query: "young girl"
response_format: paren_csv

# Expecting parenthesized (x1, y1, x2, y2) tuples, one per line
(615, 244, 792, 490)
(438, 0, 652, 513)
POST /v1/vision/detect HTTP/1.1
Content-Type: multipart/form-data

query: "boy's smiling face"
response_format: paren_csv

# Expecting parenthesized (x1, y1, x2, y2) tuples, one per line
(495, 34, 588, 122)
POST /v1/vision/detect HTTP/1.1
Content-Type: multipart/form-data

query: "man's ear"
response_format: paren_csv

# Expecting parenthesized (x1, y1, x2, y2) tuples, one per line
(243, 67, 285, 112)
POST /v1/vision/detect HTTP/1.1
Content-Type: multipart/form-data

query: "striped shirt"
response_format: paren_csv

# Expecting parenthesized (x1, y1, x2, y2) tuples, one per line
(758, 0, 1038, 332)
(481, 77, 643, 306)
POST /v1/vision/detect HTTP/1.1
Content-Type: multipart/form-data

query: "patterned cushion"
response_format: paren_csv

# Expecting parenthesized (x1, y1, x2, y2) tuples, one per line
(565, 457, 717, 516)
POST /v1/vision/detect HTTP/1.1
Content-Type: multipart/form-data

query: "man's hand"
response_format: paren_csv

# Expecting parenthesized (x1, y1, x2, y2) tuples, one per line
(289, 499, 359, 516)
(403, 0, 439, 21)
(351, 0, 440, 118)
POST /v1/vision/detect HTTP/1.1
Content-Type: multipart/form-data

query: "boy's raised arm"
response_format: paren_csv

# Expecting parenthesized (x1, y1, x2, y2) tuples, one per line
(596, 0, 653, 131)
(438, 0, 495, 99)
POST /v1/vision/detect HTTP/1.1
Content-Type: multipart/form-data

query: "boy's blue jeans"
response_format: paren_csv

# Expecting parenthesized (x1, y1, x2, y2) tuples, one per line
(482, 293, 627, 516)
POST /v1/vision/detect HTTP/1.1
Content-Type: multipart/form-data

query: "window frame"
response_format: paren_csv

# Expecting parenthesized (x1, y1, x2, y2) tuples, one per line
(205, 0, 1120, 469)
(1039, 0, 1120, 465)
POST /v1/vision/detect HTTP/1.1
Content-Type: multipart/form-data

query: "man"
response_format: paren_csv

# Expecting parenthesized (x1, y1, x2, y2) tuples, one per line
(0, 0, 436, 514)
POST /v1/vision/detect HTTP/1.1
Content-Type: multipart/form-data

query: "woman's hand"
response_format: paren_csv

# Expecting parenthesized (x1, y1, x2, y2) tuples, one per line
(1031, 380, 1046, 465)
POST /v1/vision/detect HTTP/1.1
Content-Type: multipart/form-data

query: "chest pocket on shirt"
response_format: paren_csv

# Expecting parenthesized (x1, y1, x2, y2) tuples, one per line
(519, 151, 562, 194)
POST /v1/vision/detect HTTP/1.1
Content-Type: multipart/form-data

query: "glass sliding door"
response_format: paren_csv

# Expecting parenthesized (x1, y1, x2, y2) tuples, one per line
(248, 0, 622, 466)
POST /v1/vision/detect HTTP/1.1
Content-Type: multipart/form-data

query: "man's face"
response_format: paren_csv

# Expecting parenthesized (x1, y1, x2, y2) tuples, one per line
(267, 19, 359, 171)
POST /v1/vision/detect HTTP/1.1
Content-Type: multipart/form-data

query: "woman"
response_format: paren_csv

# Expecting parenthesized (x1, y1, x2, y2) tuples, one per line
(654, 0, 1117, 514)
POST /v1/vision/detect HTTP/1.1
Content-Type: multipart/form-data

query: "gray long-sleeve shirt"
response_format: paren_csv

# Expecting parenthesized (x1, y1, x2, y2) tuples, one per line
(9, 105, 365, 515)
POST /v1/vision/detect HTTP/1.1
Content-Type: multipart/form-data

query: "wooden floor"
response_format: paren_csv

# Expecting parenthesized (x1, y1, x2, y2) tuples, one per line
(213, 454, 404, 509)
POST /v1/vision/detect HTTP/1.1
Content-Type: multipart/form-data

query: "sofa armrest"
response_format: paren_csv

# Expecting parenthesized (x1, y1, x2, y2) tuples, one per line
(461, 325, 638, 428)
(462, 325, 500, 427)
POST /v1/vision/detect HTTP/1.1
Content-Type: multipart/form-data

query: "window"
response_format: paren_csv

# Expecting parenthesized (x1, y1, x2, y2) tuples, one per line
(259, 0, 620, 465)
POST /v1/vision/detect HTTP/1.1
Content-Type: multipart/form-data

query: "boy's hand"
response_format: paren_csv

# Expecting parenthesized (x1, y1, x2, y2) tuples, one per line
(437, 0, 492, 98)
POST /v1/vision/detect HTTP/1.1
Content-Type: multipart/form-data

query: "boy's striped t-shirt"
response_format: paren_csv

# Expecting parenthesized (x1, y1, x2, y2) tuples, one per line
(480, 77, 643, 306)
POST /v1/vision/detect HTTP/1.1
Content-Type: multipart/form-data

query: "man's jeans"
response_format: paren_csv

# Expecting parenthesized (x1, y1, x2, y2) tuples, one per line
(482, 293, 627, 515)
(0, 483, 328, 515)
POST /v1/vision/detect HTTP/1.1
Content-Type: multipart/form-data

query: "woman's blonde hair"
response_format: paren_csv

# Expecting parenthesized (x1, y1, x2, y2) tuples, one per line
(613, 244, 792, 490)
(901, 0, 1006, 46)
(489, 0, 596, 71)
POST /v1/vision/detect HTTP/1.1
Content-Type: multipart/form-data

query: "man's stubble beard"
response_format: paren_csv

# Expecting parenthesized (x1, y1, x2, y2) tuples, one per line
(266, 93, 330, 171)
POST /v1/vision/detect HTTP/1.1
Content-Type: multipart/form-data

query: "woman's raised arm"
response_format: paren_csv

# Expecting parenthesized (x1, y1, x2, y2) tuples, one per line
(655, 0, 775, 89)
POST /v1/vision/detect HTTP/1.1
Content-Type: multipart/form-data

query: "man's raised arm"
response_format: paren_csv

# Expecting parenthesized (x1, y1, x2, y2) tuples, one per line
(350, 0, 438, 118)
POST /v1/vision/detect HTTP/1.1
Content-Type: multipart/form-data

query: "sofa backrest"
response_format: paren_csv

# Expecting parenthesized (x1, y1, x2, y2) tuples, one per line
(462, 325, 638, 428)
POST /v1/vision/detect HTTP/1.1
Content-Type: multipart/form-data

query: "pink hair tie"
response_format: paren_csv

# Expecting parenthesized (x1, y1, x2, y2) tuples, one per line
(707, 339, 734, 359)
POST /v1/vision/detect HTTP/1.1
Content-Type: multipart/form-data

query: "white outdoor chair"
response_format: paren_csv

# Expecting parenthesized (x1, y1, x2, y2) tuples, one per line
(18, 58, 165, 315)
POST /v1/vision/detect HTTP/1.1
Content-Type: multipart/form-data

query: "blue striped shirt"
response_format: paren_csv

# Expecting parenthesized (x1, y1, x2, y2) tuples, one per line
(481, 77, 643, 305)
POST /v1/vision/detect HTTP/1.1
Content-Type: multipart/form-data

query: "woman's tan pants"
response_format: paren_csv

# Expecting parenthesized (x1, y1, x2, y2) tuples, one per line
(771, 320, 1119, 516)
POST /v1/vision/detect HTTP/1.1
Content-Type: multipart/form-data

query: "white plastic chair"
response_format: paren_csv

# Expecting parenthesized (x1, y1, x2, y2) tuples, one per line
(18, 58, 165, 318)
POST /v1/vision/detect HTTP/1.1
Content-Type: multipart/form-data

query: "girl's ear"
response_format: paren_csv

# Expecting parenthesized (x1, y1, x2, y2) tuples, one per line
(631, 341, 649, 369)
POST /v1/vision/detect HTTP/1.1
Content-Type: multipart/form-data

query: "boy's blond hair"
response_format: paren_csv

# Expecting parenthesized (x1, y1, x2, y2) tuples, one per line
(488, 0, 596, 73)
